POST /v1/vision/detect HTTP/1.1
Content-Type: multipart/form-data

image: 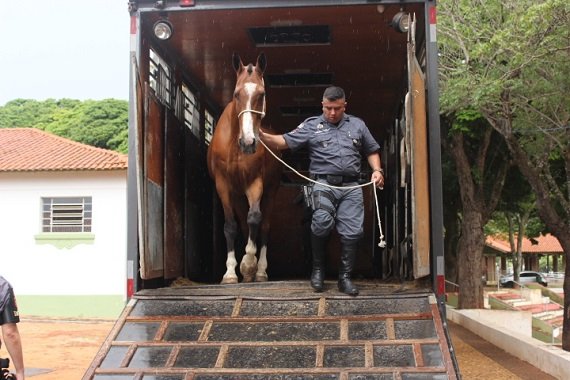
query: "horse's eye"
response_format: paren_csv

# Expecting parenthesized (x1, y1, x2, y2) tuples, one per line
(234, 92, 239, 100)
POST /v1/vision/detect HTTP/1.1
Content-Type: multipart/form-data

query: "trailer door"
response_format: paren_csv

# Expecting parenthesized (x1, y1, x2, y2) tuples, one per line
(407, 16, 431, 278)
(140, 83, 165, 279)
(135, 47, 185, 281)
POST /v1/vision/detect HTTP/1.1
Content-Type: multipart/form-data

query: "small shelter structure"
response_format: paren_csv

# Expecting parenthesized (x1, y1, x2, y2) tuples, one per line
(484, 234, 565, 284)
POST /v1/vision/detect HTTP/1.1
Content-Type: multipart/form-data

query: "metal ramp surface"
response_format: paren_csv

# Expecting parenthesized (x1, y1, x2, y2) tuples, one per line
(84, 281, 457, 380)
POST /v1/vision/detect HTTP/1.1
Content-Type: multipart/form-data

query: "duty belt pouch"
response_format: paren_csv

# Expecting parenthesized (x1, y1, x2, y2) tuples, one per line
(312, 190, 337, 217)
(326, 174, 343, 185)
(302, 185, 313, 209)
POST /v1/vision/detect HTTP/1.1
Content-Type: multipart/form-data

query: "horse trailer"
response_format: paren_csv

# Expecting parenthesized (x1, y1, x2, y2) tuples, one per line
(84, 1, 459, 378)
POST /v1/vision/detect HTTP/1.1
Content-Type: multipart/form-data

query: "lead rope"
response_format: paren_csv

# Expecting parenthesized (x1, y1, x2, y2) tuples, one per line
(258, 138, 386, 248)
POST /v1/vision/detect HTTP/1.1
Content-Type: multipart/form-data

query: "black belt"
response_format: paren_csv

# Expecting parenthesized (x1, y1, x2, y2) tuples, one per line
(313, 174, 359, 185)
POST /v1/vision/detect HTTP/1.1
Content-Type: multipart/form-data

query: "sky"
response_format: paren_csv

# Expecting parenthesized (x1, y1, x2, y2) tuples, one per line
(0, 0, 129, 106)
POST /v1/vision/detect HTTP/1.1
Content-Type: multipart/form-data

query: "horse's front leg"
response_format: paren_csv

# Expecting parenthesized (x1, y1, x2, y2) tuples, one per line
(222, 217, 239, 284)
(256, 240, 268, 282)
(255, 209, 273, 282)
(240, 180, 264, 282)
(216, 183, 238, 284)
(240, 201, 261, 282)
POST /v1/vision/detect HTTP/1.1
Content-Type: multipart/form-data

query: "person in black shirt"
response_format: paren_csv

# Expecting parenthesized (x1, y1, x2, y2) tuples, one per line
(0, 276, 24, 380)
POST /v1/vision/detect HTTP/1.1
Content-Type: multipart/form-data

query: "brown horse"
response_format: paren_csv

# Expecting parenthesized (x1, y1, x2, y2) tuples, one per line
(207, 53, 282, 284)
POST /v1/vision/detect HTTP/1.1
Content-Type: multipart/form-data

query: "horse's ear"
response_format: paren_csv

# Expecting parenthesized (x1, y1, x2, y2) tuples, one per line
(256, 53, 267, 74)
(232, 52, 243, 73)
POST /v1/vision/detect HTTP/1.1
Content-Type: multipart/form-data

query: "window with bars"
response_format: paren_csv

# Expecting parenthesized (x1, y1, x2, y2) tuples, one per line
(204, 109, 215, 145)
(41, 197, 92, 233)
(180, 83, 200, 138)
(149, 48, 172, 107)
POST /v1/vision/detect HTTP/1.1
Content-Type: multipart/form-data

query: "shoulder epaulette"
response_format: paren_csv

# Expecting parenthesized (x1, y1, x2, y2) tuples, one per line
(303, 116, 319, 123)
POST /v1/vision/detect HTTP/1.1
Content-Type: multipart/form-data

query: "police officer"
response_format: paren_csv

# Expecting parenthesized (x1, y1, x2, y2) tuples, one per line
(259, 86, 384, 296)
(0, 276, 24, 380)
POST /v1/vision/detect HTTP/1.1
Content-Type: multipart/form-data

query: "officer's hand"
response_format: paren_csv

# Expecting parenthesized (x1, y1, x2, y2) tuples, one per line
(372, 171, 384, 189)
(259, 129, 272, 145)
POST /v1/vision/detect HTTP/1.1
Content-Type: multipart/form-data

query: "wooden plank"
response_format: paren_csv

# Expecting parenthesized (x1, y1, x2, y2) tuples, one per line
(134, 64, 146, 282)
(141, 88, 165, 279)
(164, 110, 184, 279)
(408, 20, 431, 279)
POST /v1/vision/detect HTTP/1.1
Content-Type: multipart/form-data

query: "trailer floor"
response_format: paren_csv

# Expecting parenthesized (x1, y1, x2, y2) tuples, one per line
(84, 281, 458, 380)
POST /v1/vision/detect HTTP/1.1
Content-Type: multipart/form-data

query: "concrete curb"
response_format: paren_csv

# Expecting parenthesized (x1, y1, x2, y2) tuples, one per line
(447, 307, 570, 380)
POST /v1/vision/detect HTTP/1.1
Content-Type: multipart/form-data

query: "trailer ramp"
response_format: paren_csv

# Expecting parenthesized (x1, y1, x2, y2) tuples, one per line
(84, 281, 458, 379)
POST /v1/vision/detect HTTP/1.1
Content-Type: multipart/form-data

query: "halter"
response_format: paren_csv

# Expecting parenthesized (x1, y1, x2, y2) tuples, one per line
(238, 109, 266, 118)
(237, 98, 266, 119)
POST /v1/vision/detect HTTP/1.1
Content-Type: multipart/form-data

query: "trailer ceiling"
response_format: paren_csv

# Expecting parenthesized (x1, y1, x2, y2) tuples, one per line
(140, 3, 425, 141)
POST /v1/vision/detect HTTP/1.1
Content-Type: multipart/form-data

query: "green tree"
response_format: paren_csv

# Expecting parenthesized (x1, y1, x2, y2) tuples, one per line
(45, 99, 128, 152)
(486, 168, 545, 283)
(0, 98, 128, 153)
(441, 136, 462, 285)
(0, 98, 80, 128)
(441, 112, 510, 309)
(439, 0, 570, 349)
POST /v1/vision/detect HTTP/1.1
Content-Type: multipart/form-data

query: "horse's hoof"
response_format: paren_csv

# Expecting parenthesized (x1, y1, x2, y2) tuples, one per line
(242, 275, 255, 283)
(255, 274, 268, 282)
(221, 277, 238, 284)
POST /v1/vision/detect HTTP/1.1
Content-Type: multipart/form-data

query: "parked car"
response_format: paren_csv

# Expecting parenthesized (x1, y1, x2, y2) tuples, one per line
(500, 271, 548, 288)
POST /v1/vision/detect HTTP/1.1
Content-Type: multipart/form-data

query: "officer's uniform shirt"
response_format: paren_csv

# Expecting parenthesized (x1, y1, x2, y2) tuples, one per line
(283, 113, 381, 177)
(0, 276, 11, 312)
(0, 275, 20, 325)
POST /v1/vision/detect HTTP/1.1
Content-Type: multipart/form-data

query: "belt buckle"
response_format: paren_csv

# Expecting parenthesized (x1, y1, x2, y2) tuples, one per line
(326, 175, 343, 185)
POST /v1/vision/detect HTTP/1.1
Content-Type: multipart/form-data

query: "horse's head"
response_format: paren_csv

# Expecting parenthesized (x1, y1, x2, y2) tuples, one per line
(232, 52, 266, 154)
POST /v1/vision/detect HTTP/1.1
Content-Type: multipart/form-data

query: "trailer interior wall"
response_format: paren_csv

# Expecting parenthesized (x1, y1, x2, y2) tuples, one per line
(127, 1, 443, 292)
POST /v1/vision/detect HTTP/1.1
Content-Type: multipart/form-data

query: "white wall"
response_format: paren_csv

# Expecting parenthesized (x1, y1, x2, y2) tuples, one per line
(0, 170, 127, 298)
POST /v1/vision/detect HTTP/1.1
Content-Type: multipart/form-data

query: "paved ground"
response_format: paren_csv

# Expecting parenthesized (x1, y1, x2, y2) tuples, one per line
(0, 317, 558, 379)
(447, 321, 556, 379)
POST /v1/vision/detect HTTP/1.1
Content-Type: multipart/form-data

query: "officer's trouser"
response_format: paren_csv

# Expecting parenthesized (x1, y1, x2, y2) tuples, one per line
(310, 180, 364, 242)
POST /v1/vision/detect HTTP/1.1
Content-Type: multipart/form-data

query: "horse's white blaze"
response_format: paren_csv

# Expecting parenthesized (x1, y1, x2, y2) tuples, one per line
(241, 82, 258, 145)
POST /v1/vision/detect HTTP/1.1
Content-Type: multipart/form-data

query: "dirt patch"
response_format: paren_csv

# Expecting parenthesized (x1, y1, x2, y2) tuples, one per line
(0, 318, 114, 380)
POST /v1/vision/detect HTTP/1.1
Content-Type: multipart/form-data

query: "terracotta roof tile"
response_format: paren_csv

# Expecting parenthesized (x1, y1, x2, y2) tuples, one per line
(0, 128, 127, 172)
(486, 234, 563, 254)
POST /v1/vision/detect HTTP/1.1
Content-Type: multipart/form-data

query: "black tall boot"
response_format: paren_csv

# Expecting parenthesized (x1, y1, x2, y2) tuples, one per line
(310, 233, 328, 292)
(338, 240, 359, 296)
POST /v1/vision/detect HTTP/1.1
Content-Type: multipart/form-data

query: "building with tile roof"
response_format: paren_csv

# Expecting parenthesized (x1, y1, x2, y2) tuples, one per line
(0, 128, 128, 318)
(483, 234, 565, 284)
(0, 127, 127, 172)
(486, 234, 564, 256)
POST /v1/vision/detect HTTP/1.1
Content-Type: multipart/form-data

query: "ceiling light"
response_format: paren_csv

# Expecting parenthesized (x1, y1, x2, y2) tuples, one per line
(391, 12, 410, 33)
(153, 21, 173, 41)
